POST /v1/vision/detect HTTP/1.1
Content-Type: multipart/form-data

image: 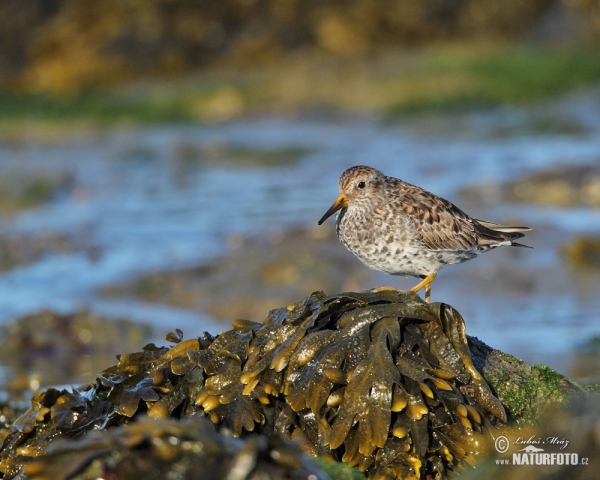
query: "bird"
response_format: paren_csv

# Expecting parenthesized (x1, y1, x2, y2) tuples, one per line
(317, 165, 531, 302)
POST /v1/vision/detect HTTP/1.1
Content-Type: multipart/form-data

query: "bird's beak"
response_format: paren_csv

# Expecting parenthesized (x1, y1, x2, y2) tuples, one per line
(318, 193, 348, 225)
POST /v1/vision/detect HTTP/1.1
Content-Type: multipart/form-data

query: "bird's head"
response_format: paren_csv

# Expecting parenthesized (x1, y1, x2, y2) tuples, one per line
(318, 165, 386, 224)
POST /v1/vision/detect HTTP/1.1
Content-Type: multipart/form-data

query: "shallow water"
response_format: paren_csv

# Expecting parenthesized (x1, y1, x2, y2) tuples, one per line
(1, 90, 600, 381)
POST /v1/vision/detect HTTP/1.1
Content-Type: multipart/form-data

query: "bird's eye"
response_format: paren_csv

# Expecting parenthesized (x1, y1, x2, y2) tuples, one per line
(357, 181, 366, 189)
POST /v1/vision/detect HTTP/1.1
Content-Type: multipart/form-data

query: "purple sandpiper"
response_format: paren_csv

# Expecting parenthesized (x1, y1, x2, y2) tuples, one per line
(318, 165, 531, 302)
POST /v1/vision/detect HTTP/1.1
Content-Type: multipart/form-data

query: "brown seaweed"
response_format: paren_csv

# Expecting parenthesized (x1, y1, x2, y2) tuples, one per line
(21, 417, 329, 480)
(0, 289, 506, 479)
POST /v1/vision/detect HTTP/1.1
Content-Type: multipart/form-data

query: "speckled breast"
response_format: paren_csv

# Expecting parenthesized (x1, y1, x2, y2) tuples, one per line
(335, 208, 475, 277)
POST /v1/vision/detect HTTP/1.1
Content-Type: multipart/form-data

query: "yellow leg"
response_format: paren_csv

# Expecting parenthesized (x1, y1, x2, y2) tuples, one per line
(424, 282, 432, 303)
(409, 273, 437, 303)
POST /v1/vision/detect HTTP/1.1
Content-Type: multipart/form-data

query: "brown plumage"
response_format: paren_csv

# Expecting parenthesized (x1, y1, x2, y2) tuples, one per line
(318, 165, 531, 302)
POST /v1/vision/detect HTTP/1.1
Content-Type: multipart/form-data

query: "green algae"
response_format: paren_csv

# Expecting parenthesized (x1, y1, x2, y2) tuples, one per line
(469, 337, 582, 423)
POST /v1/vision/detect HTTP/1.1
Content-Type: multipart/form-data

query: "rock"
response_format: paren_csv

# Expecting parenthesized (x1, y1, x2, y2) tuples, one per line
(458, 395, 600, 480)
(469, 336, 581, 420)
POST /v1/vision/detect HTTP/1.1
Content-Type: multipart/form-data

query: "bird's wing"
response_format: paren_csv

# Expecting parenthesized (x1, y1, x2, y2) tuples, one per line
(388, 179, 479, 251)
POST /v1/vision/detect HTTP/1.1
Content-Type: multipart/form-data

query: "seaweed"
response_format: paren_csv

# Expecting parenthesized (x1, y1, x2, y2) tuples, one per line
(0, 290, 510, 479)
(21, 417, 329, 480)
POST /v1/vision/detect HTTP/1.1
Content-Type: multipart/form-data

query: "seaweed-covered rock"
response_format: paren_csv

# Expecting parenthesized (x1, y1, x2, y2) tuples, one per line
(0, 290, 586, 479)
(458, 395, 600, 480)
(21, 417, 330, 480)
(468, 337, 582, 421)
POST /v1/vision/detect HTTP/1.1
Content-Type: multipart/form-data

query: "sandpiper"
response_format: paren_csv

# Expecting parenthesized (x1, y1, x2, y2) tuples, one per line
(318, 165, 530, 302)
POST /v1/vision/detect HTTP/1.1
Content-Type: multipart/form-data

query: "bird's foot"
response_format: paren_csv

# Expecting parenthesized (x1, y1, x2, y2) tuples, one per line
(371, 285, 402, 293)
(372, 285, 430, 304)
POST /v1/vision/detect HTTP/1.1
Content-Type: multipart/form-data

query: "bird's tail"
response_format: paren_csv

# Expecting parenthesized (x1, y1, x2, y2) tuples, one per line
(476, 220, 531, 234)
(511, 241, 533, 249)
(475, 219, 532, 248)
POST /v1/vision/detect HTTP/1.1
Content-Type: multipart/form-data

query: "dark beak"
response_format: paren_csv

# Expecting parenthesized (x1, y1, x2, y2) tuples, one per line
(318, 193, 348, 225)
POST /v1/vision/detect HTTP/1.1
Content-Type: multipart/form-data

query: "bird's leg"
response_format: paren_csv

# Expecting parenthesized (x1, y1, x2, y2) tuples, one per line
(409, 273, 437, 303)
(424, 282, 432, 303)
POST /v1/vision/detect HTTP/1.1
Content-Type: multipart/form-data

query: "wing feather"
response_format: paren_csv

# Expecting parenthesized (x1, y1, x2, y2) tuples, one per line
(386, 178, 525, 251)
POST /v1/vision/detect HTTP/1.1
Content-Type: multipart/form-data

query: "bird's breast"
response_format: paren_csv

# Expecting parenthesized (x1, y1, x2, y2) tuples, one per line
(334, 206, 462, 276)
(336, 209, 400, 266)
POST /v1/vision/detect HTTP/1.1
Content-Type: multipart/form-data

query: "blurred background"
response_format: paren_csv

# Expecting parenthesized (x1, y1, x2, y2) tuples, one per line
(0, 0, 600, 395)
